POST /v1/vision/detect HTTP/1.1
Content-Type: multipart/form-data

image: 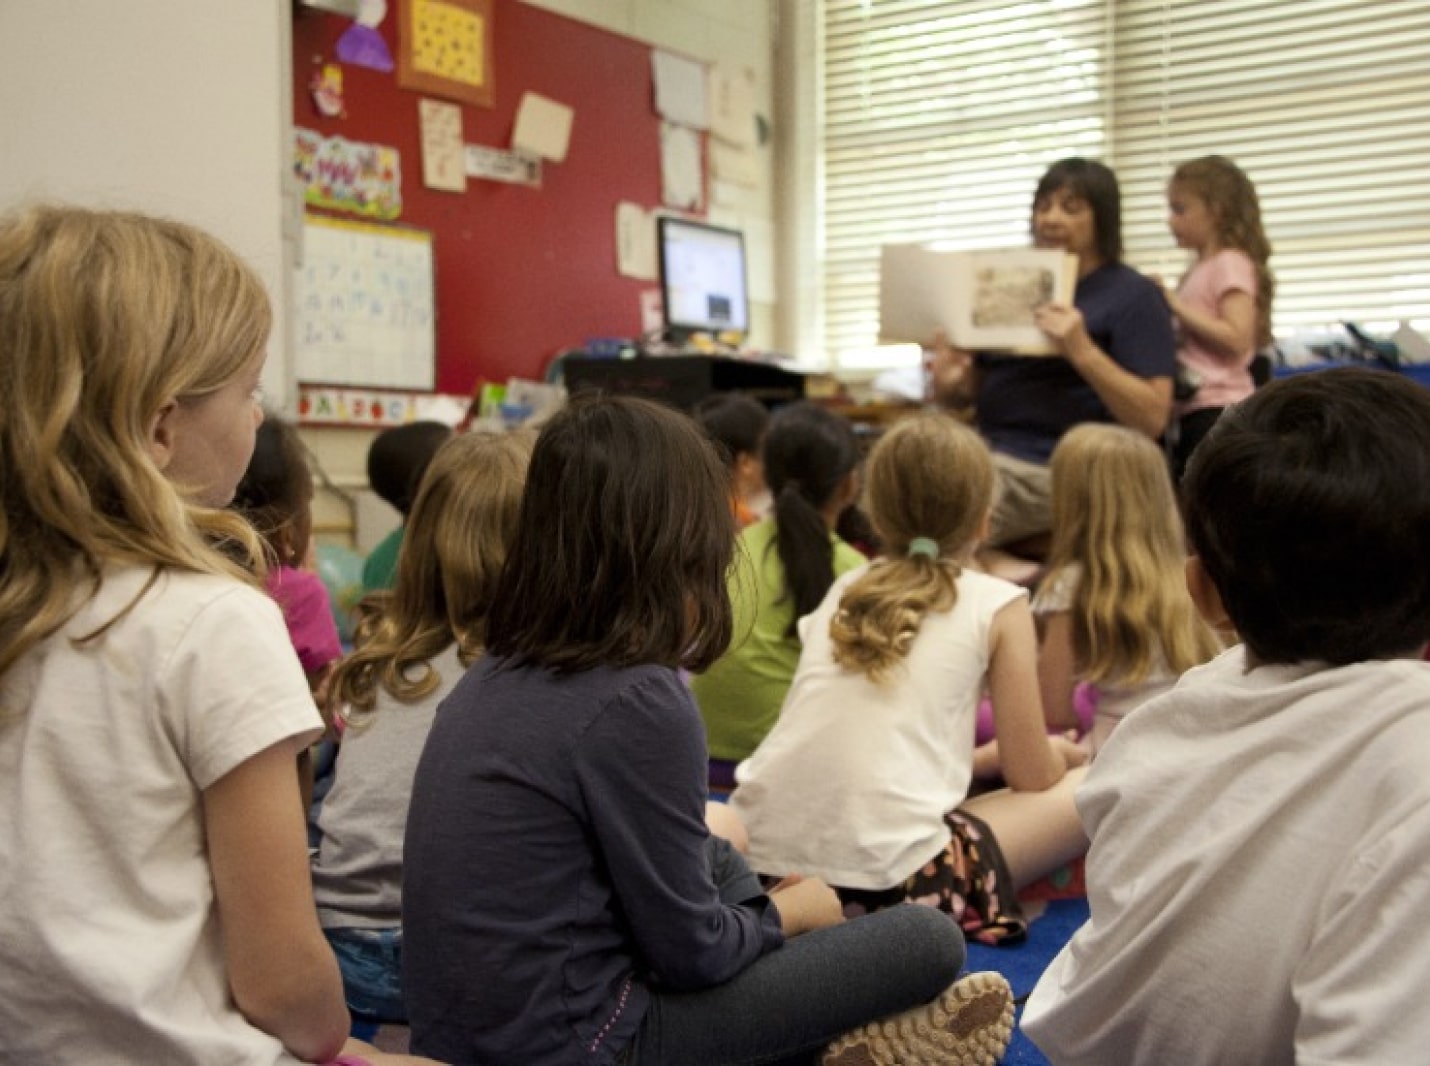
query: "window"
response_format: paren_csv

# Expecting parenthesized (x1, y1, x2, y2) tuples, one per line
(800, 0, 1430, 370)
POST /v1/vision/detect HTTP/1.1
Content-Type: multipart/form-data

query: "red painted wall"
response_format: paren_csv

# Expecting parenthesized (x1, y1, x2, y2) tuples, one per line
(292, 2, 672, 394)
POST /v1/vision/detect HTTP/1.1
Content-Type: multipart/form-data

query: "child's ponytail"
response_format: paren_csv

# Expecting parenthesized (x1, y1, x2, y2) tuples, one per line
(831, 550, 961, 683)
(829, 415, 993, 681)
(762, 403, 861, 636)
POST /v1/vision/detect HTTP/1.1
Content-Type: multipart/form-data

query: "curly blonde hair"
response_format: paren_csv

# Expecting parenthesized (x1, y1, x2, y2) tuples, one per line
(332, 428, 534, 720)
(829, 415, 993, 683)
(1043, 424, 1222, 684)
(0, 205, 269, 683)
(1171, 155, 1275, 348)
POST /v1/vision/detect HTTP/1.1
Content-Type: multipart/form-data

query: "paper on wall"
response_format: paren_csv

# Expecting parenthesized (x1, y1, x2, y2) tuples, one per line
(709, 138, 758, 189)
(419, 98, 467, 192)
(660, 122, 703, 212)
(652, 50, 708, 130)
(709, 63, 755, 147)
(464, 143, 541, 186)
(615, 202, 657, 280)
(512, 92, 574, 163)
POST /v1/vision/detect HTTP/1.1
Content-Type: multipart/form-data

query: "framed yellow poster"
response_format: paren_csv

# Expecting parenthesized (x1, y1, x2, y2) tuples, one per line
(398, 0, 494, 108)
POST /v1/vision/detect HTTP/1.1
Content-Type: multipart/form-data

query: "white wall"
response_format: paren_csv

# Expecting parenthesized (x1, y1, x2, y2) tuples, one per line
(0, 0, 296, 406)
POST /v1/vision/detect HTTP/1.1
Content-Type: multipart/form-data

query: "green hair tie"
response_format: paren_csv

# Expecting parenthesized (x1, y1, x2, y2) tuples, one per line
(907, 537, 939, 559)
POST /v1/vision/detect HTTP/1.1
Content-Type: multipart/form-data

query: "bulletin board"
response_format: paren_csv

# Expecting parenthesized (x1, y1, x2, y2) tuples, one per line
(292, 3, 678, 394)
(295, 215, 436, 389)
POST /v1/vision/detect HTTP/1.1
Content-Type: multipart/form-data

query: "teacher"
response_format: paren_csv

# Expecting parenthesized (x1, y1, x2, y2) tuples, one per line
(931, 158, 1175, 556)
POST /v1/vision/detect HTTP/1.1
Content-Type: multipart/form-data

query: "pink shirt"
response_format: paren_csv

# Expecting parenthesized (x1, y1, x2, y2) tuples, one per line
(266, 564, 343, 675)
(1174, 248, 1258, 414)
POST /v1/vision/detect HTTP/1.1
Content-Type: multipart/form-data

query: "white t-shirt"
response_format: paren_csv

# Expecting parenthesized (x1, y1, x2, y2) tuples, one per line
(731, 563, 1025, 890)
(1032, 563, 1176, 753)
(0, 566, 323, 1064)
(1023, 646, 1430, 1066)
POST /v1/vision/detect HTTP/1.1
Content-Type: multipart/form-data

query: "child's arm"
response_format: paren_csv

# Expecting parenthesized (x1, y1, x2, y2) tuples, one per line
(1167, 285, 1257, 360)
(204, 739, 350, 1063)
(766, 875, 845, 936)
(1036, 610, 1083, 731)
(988, 597, 1081, 791)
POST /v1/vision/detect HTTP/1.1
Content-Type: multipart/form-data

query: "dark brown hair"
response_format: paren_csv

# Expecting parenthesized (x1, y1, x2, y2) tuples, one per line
(1184, 368, 1430, 664)
(485, 395, 735, 673)
(1032, 157, 1123, 264)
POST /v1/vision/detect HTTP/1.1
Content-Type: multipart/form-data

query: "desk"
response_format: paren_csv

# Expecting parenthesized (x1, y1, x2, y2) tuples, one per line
(561, 354, 807, 410)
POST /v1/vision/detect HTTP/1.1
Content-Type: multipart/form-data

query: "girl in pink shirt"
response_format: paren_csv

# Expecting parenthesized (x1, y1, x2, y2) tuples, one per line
(1162, 154, 1274, 481)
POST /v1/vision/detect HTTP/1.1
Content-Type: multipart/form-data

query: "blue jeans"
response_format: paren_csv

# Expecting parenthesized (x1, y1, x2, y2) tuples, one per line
(627, 849, 966, 1065)
(325, 926, 406, 1023)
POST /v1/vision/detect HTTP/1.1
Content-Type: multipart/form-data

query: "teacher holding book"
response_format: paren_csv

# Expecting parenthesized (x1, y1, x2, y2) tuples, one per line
(930, 158, 1175, 560)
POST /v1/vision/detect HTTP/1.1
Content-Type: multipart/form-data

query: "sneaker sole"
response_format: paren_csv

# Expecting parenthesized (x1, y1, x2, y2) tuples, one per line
(821, 970, 1014, 1066)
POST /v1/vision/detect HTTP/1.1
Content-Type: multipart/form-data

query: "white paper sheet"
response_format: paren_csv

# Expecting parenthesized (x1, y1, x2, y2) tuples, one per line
(652, 49, 709, 130)
(512, 92, 574, 163)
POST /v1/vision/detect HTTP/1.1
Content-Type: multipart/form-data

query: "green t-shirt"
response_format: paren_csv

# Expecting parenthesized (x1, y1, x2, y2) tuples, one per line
(691, 517, 866, 762)
(361, 525, 405, 594)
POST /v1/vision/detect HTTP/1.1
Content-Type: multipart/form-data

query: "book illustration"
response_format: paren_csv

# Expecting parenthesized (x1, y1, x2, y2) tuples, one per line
(972, 265, 1056, 328)
(879, 245, 1078, 355)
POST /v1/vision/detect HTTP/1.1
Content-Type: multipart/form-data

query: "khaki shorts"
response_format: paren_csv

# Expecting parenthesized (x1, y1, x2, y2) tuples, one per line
(989, 450, 1052, 547)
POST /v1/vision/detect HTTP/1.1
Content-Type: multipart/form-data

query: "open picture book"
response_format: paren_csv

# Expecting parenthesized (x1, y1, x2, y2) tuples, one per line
(879, 244, 1079, 355)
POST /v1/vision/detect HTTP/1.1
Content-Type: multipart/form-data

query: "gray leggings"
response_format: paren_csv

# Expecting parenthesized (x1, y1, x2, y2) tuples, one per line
(625, 838, 966, 1066)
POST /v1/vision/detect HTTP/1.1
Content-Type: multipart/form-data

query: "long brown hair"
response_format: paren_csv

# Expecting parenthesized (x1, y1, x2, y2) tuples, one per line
(0, 205, 268, 683)
(1171, 155, 1275, 348)
(333, 429, 534, 718)
(485, 395, 736, 674)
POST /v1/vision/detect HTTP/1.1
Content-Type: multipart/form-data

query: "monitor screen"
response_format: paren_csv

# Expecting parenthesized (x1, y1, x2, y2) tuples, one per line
(658, 217, 749, 340)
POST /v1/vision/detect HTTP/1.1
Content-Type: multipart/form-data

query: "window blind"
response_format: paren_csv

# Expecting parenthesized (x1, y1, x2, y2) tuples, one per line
(819, 0, 1109, 368)
(814, 0, 1430, 368)
(1112, 0, 1430, 336)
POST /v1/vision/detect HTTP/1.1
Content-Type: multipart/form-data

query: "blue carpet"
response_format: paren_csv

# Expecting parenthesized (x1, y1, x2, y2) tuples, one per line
(965, 897, 1089, 1065)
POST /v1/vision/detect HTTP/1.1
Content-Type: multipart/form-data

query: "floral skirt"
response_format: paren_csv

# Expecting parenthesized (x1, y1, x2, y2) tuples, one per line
(835, 808, 1027, 946)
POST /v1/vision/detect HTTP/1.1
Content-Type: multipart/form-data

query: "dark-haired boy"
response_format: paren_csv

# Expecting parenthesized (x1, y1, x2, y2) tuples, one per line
(692, 391, 769, 527)
(1023, 367, 1430, 1064)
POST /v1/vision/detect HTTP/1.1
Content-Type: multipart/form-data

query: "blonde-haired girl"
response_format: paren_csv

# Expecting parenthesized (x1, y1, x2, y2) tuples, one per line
(1036, 423, 1223, 753)
(1162, 153, 1274, 480)
(0, 204, 432, 1066)
(313, 427, 533, 1023)
(732, 414, 1088, 944)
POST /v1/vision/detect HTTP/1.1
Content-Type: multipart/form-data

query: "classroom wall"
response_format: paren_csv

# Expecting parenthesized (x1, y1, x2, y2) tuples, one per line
(304, 0, 781, 549)
(0, 0, 296, 407)
(520, 0, 779, 349)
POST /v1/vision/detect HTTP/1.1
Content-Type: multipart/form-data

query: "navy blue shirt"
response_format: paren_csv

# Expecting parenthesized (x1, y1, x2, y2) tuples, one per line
(403, 657, 784, 1066)
(976, 261, 1176, 463)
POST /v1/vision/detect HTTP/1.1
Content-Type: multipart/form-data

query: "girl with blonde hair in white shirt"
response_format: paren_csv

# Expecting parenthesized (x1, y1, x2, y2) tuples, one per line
(0, 204, 434, 1066)
(732, 413, 1088, 945)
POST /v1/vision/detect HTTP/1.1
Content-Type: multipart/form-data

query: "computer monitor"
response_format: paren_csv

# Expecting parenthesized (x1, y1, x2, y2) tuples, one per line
(657, 217, 749, 342)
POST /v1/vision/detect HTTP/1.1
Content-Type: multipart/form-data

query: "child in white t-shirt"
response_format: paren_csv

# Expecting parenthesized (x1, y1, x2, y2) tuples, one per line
(1024, 367, 1430, 1064)
(732, 414, 1088, 944)
(0, 205, 432, 1066)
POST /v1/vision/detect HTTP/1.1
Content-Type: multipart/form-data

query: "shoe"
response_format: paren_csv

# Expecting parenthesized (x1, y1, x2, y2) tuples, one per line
(821, 971, 1014, 1066)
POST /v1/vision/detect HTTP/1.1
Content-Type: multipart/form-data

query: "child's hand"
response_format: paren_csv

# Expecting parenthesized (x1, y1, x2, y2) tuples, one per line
(1049, 730, 1090, 770)
(769, 874, 845, 936)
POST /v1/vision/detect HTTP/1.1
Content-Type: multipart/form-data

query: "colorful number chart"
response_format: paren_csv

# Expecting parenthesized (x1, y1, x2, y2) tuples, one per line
(295, 215, 436, 390)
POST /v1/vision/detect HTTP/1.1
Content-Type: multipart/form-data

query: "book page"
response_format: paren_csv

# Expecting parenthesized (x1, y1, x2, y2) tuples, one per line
(880, 245, 1077, 355)
(878, 243, 968, 345)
